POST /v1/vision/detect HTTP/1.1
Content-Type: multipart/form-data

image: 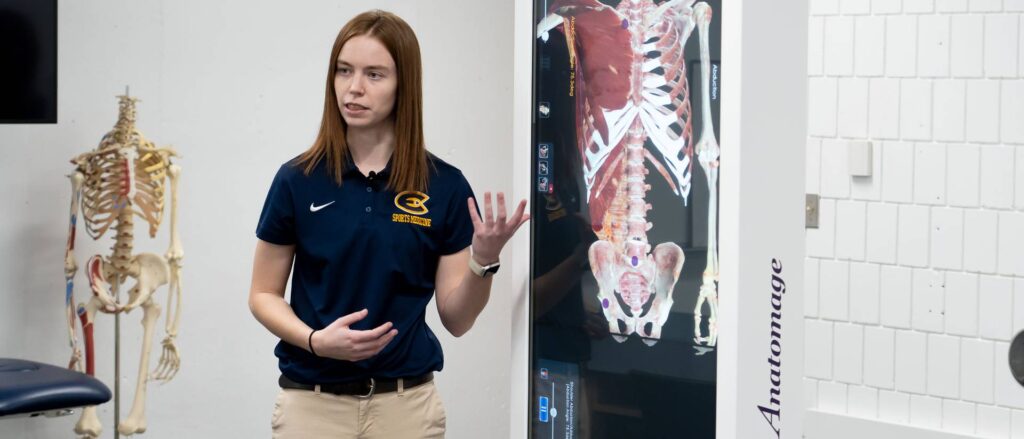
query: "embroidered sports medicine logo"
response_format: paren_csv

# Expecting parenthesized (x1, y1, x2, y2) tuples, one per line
(394, 191, 429, 215)
(393, 191, 431, 228)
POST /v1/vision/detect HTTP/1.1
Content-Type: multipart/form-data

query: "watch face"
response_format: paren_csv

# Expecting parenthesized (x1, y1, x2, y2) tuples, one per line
(485, 264, 500, 274)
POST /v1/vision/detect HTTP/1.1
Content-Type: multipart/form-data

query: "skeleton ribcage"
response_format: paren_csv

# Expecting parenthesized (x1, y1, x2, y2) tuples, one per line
(571, 1, 697, 240)
(644, 7, 695, 178)
(79, 131, 169, 239)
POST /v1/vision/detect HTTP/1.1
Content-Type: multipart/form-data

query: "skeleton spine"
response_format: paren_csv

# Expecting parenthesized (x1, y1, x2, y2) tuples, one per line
(624, 125, 650, 266)
(111, 208, 134, 276)
(624, 3, 652, 265)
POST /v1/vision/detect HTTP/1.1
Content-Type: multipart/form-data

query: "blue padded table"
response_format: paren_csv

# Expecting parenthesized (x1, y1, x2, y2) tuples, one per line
(0, 358, 111, 419)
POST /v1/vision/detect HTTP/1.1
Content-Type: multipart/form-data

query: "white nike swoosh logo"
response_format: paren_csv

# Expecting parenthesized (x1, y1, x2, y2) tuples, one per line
(309, 201, 335, 212)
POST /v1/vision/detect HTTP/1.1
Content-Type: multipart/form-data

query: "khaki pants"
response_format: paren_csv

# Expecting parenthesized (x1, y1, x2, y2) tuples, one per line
(271, 380, 446, 438)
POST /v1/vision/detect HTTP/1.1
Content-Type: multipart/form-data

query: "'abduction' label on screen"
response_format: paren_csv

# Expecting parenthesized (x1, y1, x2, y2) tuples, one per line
(759, 258, 786, 437)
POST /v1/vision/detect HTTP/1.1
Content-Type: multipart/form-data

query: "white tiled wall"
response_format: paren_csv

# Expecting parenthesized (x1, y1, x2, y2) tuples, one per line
(805, 0, 1024, 437)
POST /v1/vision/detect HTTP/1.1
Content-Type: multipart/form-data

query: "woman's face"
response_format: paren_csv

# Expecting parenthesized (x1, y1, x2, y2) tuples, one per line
(334, 35, 398, 130)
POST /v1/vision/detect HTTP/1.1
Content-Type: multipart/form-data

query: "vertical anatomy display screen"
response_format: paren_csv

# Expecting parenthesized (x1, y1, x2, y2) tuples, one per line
(529, 1, 722, 437)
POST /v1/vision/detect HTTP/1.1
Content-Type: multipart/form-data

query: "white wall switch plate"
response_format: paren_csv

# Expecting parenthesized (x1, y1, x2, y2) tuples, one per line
(848, 141, 873, 177)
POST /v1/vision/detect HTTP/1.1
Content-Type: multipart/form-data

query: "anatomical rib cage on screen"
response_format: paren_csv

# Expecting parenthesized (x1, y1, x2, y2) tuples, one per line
(537, 0, 720, 348)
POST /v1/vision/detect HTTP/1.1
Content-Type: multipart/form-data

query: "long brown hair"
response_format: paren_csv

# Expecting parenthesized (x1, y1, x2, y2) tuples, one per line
(295, 10, 428, 192)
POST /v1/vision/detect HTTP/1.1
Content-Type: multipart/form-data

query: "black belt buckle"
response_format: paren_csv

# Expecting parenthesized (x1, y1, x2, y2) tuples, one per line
(358, 377, 376, 398)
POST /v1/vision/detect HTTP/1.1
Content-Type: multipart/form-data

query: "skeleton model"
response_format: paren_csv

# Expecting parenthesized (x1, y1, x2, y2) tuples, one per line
(64, 92, 183, 437)
(538, 0, 719, 347)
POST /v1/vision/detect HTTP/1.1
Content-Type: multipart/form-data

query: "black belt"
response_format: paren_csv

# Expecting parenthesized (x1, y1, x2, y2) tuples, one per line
(278, 373, 433, 397)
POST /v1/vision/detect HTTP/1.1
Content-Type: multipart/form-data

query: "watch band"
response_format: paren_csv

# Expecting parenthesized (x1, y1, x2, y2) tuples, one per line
(468, 253, 500, 277)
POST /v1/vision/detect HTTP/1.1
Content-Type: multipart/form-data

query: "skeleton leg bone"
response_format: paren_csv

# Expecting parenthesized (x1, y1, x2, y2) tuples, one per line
(118, 299, 161, 436)
(692, 1, 720, 347)
(75, 406, 102, 439)
(118, 253, 169, 434)
(73, 298, 103, 438)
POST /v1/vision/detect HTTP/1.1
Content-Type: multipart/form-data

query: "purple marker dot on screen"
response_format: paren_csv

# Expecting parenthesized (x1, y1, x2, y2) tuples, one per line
(602, 299, 609, 309)
(621, 19, 629, 29)
(631, 256, 639, 266)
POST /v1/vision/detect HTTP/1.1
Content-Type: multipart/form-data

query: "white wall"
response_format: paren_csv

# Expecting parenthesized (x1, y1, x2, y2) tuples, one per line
(804, 0, 1024, 437)
(510, 1, 533, 437)
(0, 1, 514, 438)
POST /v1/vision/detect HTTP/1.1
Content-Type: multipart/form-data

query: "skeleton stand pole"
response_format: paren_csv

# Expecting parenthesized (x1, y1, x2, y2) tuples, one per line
(114, 279, 121, 439)
(115, 90, 126, 439)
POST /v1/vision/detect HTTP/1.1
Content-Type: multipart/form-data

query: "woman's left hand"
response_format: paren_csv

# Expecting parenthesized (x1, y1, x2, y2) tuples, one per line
(468, 192, 530, 264)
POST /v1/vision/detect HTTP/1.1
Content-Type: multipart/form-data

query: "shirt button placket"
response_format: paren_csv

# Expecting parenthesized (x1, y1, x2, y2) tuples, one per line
(364, 180, 374, 214)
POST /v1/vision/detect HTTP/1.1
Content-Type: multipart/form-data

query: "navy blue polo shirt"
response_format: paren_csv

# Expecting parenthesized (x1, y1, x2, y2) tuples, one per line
(255, 153, 475, 384)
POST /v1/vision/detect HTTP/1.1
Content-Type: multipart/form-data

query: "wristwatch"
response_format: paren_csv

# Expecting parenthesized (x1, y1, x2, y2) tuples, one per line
(469, 254, 501, 278)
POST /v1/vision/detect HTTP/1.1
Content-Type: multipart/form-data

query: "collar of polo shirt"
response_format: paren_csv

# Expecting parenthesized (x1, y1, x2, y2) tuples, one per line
(342, 155, 394, 179)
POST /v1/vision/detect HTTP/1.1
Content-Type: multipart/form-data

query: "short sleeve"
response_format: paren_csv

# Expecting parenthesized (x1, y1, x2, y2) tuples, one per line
(440, 172, 476, 255)
(255, 165, 297, 245)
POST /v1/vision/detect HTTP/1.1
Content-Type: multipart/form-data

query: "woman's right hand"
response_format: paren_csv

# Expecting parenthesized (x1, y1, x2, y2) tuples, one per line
(311, 309, 398, 361)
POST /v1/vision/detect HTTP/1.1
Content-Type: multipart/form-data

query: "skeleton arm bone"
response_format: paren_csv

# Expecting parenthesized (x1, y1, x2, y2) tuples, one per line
(153, 164, 183, 382)
(65, 172, 85, 370)
(163, 164, 183, 334)
(151, 269, 181, 382)
(693, 2, 719, 159)
(537, 13, 563, 42)
(647, 0, 697, 24)
(64, 172, 83, 291)
(692, 1, 719, 222)
(692, 2, 721, 346)
(537, 0, 629, 41)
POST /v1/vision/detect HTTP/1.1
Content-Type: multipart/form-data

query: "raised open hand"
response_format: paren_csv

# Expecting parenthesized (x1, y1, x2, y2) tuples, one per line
(468, 192, 530, 264)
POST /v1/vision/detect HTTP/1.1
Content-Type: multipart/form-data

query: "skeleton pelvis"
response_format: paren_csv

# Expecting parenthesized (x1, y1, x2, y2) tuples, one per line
(589, 240, 684, 345)
(87, 253, 170, 313)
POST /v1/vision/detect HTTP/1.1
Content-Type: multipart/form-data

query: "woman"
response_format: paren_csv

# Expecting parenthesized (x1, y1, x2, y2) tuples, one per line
(249, 10, 527, 438)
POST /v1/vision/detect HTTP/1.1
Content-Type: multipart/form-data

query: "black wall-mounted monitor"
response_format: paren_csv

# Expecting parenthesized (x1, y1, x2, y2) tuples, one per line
(0, 0, 57, 124)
